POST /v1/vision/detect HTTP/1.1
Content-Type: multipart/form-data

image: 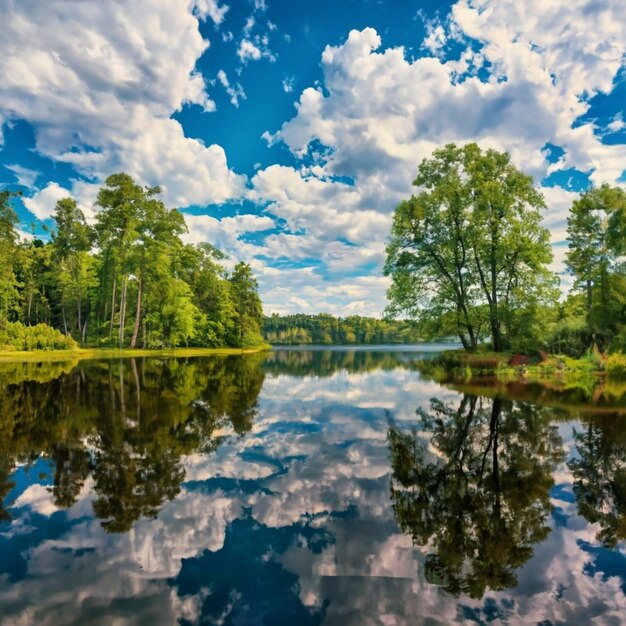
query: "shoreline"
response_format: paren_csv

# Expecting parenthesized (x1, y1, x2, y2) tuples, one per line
(416, 349, 626, 379)
(0, 345, 271, 364)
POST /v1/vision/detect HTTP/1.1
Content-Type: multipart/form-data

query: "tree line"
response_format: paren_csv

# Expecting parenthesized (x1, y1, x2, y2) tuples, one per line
(385, 143, 626, 355)
(263, 313, 423, 345)
(0, 174, 265, 350)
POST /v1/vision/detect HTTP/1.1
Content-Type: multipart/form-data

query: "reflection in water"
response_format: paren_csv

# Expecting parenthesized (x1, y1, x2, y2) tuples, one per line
(570, 415, 626, 547)
(263, 347, 426, 377)
(1, 349, 626, 625)
(388, 395, 564, 598)
(0, 355, 265, 531)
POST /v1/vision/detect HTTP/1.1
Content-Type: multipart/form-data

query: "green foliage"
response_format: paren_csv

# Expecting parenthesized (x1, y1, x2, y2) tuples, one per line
(0, 173, 265, 351)
(0, 190, 21, 322)
(569, 415, 626, 547)
(566, 184, 626, 350)
(228, 262, 264, 347)
(605, 353, 626, 378)
(263, 313, 423, 345)
(385, 143, 557, 352)
(0, 321, 77, 351)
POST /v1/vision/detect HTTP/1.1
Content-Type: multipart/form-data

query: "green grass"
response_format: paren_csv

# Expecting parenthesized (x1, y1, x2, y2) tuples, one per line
(418, 349, 626, 382)
(0, 345, 271, 363)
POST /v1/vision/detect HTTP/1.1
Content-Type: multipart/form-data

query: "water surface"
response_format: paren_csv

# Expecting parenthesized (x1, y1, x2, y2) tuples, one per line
(1, 346, 625, 625)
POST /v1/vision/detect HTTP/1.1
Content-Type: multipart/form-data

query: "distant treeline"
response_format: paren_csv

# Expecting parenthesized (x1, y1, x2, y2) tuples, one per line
(263, 313, 424, 345)
(0, 174, 265, 351)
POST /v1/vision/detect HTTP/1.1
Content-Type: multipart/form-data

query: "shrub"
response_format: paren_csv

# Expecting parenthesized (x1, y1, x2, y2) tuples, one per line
(606, 353, 626, 379)
(0, 321, 78, 351)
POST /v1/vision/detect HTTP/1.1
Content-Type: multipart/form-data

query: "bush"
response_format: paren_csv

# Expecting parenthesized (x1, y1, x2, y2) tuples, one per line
(606, 353, 626, 379)
(0, 321, 78, 351)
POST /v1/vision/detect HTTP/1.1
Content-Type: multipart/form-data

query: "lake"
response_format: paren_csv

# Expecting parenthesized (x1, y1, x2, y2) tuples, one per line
(1, 346, 625, 625)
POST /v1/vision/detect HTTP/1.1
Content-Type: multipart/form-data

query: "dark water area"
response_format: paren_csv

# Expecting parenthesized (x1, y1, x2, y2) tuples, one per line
(0, 346, 625, 625)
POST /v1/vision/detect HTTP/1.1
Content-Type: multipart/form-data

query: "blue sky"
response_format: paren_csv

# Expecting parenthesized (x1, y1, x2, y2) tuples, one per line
(1, 0, 625, 315)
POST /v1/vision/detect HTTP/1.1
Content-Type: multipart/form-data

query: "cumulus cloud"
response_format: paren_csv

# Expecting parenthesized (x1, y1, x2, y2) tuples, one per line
(0, 0, 245, 209)
(22, 182, 72, 221)
(256, 2, 625, 310)
(3, 0, 625, 315)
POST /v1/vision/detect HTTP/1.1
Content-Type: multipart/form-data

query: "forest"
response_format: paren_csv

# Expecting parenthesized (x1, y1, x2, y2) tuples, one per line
(385, 143, 626, 357)
(263, 313, 423, 345)
(0, 174, 265, 351)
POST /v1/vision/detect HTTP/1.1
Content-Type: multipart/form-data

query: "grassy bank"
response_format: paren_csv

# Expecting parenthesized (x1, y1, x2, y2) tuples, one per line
(418, 349, 626, 382)
(0, 345, 271, 364)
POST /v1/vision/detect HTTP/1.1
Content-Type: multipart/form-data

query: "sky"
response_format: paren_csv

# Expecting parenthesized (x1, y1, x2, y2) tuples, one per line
(0, 0, 625, 316)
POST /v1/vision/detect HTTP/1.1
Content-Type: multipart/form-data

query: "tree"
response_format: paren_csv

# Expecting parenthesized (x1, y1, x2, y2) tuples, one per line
(229, 262, 264, 347)
(94, 174, 144, 346)
(566, 184, 626, 347)
(1, 173, 265, 350)
(385, 143, 556, 351)
(0, 191, 21, 323)
(51, 198, 96, 342)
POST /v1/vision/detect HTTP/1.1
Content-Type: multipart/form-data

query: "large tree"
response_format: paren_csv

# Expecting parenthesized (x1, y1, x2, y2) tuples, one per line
(51, 197, 96, 342)
(566, 184, 626, 347)
(228, 262, 264, 347)
(0, 191, 21, 323)
(385, 143, 556, 351)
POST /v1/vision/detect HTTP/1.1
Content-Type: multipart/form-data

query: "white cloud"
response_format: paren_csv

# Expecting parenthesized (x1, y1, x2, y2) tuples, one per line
(237, 39, 262, 62)
(22, 182, 72, 221)
(13, 484, 59, 516)
(217, 69, 247, 107)
(5, 164, 39, 188)
(3, 0, 625, 317)
(0, 0, 245, 208)
(255, 2, 625, 312)
(191, 0, 229, 25)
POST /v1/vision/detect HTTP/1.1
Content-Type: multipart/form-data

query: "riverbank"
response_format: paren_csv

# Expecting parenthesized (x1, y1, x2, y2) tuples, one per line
(417, 349, 626, 382)
(0, 345, 271, 364)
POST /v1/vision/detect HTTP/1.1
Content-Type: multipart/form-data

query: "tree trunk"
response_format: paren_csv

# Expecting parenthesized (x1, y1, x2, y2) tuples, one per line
(130, 273, 143, 349)
(77, 291, 82, 345)
(490, 242, 502, 351)
(118, 275, 128, 347)
(109, 277, 117, 346)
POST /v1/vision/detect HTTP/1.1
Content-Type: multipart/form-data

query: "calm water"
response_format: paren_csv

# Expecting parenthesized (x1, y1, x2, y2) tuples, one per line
(1, 346, 625, 625)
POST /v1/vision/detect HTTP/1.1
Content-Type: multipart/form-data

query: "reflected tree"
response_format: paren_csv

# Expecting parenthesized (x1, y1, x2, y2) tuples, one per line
(0, 355, 265, 531)
(263, 349, 416, 378)
(569, 415, 626, 547)
(50, 444, 91, 508)
(388, 394, 564, 598)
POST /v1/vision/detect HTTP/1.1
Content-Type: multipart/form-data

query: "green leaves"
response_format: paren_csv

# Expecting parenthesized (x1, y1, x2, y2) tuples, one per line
(2, 172, 265, 350)
(566, 184, 626, 348)
(386, 143, 555, 351)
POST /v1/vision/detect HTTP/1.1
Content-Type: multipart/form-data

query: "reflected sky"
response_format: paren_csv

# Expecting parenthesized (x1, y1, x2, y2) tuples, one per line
(1, 348, 625, 625)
